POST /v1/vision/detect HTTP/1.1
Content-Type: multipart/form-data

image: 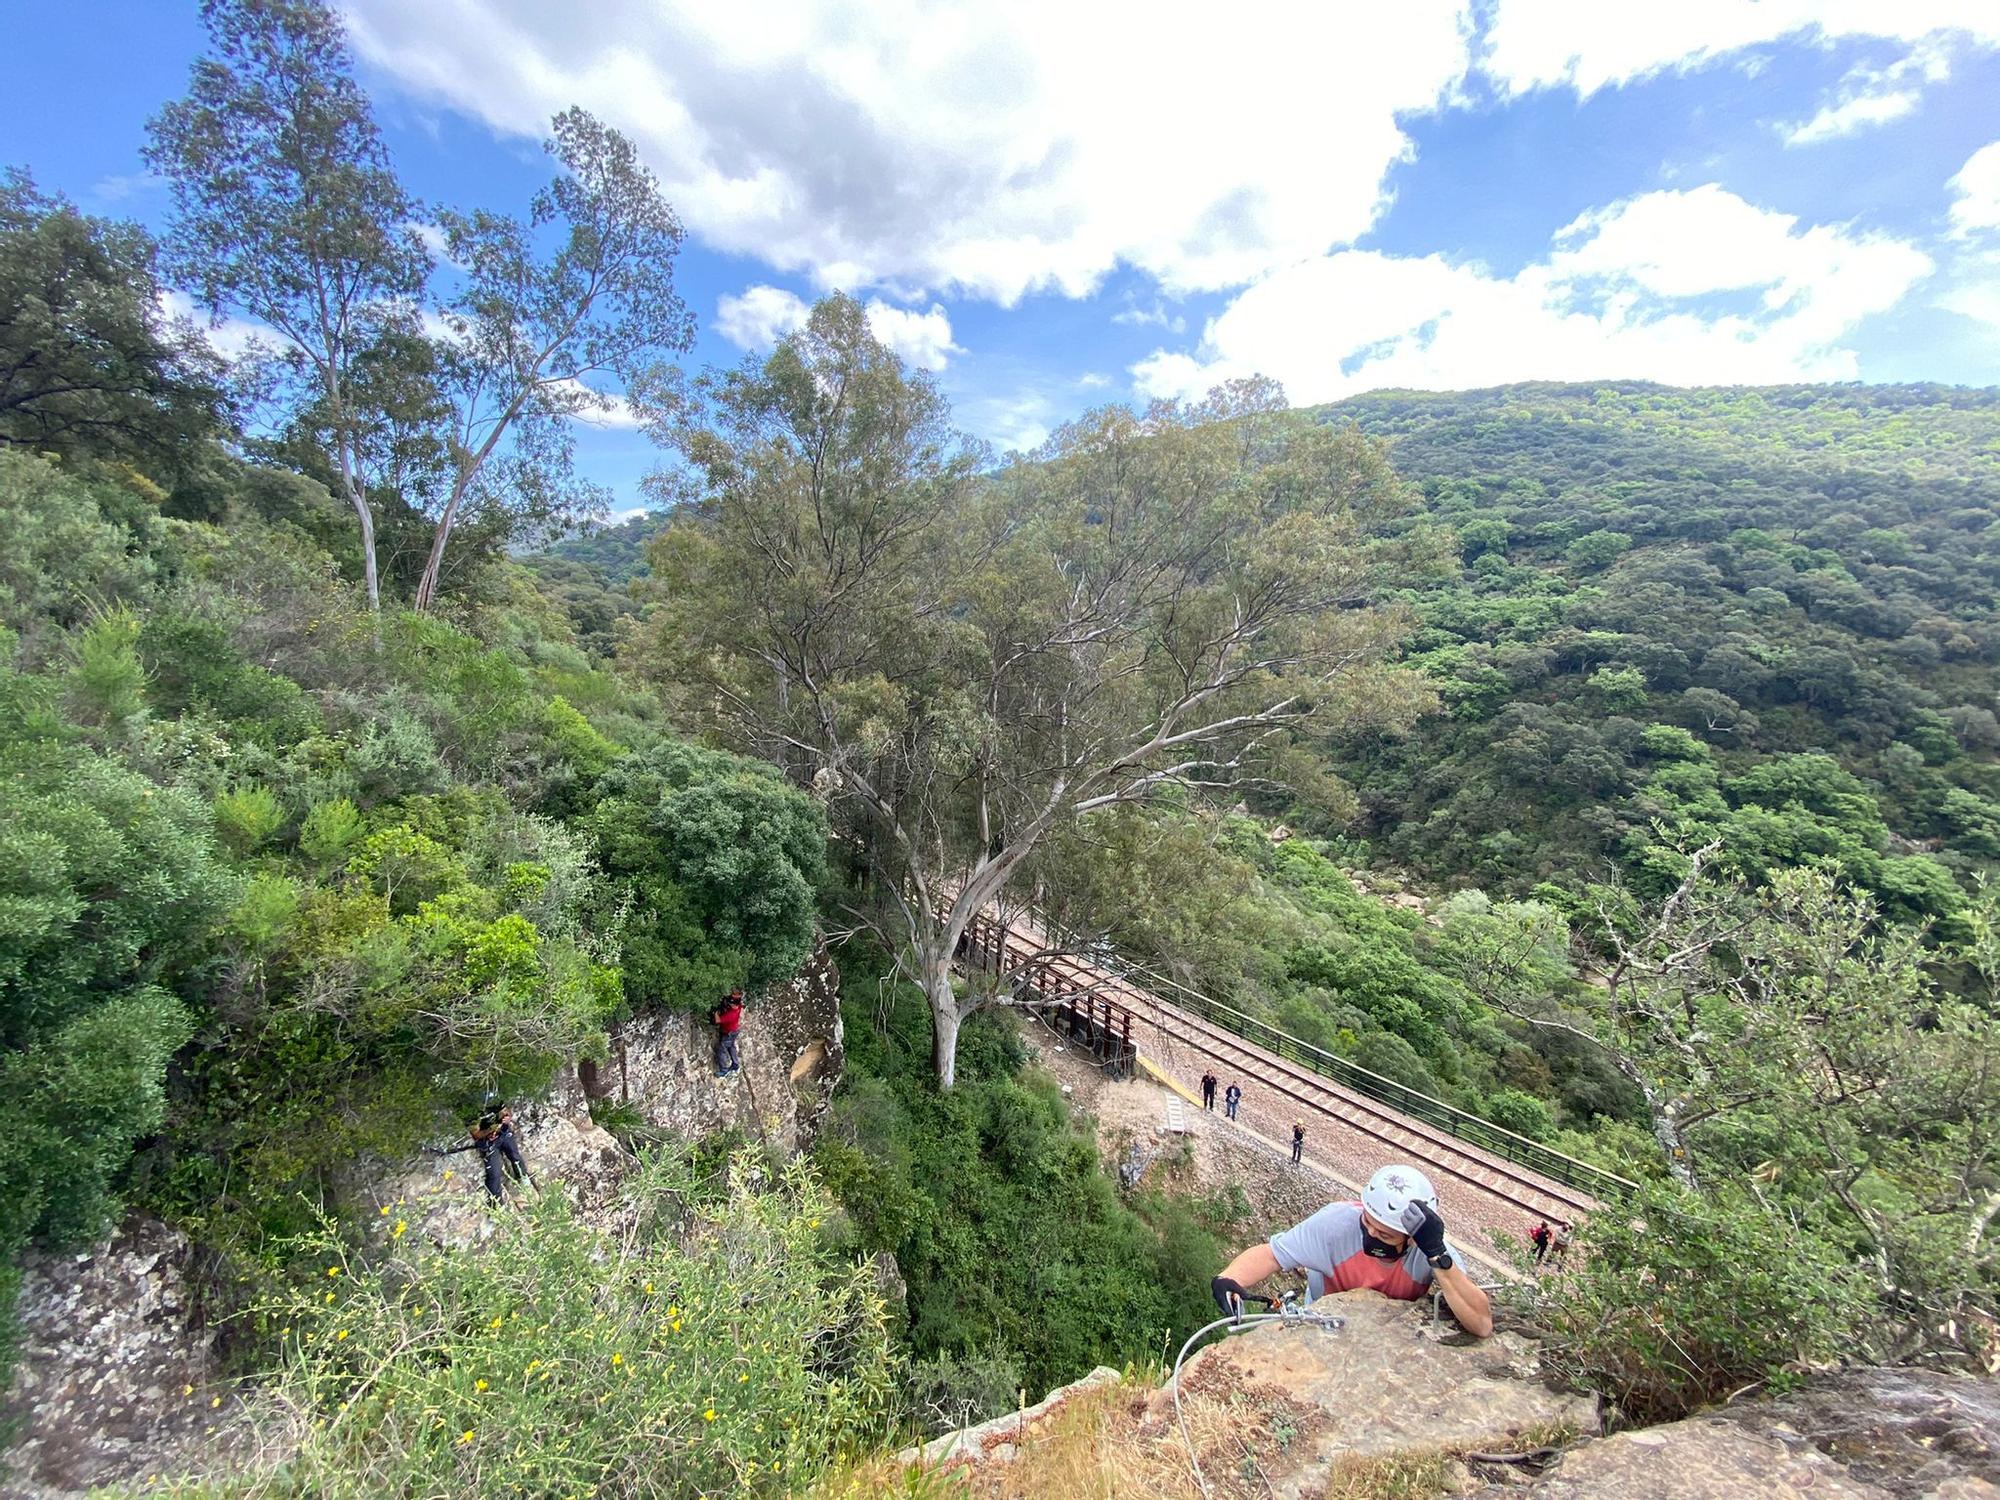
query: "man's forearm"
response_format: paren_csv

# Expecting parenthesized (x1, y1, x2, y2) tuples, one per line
(1432, 1264, 1494, 1337)
(1219, 1242, 1282, 1294)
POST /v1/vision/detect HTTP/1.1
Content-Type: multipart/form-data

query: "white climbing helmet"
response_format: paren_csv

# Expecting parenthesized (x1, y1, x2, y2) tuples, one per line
(1361, 1164, 1438, 1231)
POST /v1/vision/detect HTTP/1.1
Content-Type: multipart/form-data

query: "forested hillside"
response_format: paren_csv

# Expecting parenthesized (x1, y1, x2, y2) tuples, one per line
(1308, 384, 2000, 901)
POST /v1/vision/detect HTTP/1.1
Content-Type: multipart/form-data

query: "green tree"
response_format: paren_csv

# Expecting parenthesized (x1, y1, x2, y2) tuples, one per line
(589, 739, 828, 1004)
(146, 0, 429, 610)
(0, 722, 231, 1255)
(633, 296, 1431, 1085)
(410, 109, 694, 610)
(0, 171, 225, 463)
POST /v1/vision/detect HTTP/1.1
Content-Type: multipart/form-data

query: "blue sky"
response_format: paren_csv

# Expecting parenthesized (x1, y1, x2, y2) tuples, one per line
(5, 2, 1999, 516)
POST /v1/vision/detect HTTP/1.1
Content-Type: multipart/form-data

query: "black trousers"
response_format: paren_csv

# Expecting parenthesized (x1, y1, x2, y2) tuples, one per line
(481, 1128, 530, 1200)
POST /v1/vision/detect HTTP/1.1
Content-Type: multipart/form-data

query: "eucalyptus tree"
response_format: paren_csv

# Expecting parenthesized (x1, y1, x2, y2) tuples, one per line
(410, 109, 693, 611)
(632, 295, 1434, 1085)
(146, 0, 428, 611)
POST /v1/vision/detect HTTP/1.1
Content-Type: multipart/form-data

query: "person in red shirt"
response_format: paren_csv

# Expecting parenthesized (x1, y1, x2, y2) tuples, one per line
(711, 987, 745, 1077)
(1210, 1164, 1494, 1338)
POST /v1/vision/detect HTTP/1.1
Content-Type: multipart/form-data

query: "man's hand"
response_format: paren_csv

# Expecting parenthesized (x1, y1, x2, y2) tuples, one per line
(1401, 1202, 1450, 1265)
(1211, 1276, 1247, 1319)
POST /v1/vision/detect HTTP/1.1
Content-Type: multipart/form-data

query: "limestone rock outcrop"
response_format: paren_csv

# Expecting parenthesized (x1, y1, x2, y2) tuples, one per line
(1473, 1367, 2000, 1500)
(1145, 1289, 1597, 1498)
(0, 1216, 248, 1499)
(358, 939, 844, 1251)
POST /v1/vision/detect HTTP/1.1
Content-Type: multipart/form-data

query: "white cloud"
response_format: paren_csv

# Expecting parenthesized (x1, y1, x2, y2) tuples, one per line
(1481, 1, 1999, 97)
(1111, 299, 1187, 333)
(1132, 185, 1932, 404)
(862, 301, 961, 372)
(341, 0, 1474, 304)
(1783, 90, 1921, 145)
(715, 285, 812, 350)
(552, 379, 645, 430)
(1779, 38, 1951, 146)
(715, 284, 962, 370)
(1078, 372, 1113, 389)
(1948, 141, 2000, 238)
(963, 392, 1055, 455)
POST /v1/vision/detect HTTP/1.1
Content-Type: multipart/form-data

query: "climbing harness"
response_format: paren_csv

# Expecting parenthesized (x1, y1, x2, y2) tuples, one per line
(1170, 1288, 1344, 1497)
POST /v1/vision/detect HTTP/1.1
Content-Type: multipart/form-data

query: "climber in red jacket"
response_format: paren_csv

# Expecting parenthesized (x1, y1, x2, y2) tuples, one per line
(711, 987, 745, 1077)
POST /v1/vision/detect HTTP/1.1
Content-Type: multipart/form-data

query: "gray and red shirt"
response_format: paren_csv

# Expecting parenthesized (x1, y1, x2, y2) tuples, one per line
(1269, 1200, 1463, 1303)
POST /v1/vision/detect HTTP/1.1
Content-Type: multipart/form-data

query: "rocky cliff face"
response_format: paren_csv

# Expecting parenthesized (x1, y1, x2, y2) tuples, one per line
(0, 1217, 251, 1499)
(904, 1291, 2000, 1500)
(356, 937, 844, 1252)
(0, 943, 845, 1498)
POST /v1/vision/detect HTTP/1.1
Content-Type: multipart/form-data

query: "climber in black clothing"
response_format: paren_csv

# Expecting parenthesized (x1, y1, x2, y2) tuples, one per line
(441, 1096, 531, 1202)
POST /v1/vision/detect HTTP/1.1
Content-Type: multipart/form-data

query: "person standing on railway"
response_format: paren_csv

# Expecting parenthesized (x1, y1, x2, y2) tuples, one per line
(1210, 1164, 1494, 1338)
(1290, 1121, 1305, 1164)
(1530, 1220, 1551, 1263)
(1224, 1082, 1241, 1120)
(1201, 1071, 1218, 1110)
(1550, 1222, 1572, 1264)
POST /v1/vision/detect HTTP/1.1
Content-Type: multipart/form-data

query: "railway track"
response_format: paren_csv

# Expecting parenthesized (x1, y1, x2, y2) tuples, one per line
(958, 906, 1600, 1232)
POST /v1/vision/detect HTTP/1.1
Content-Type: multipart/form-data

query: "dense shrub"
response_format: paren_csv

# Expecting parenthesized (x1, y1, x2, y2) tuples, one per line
(814, 942, 1232, 1405)
(197, 1148, 894, 1498)
(1534, 1183, 1871, 1424)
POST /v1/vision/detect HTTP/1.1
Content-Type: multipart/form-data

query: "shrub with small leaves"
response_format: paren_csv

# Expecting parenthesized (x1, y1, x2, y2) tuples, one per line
(1531, 1182, 1872, 1425)
(210, 1147, 894, 1498)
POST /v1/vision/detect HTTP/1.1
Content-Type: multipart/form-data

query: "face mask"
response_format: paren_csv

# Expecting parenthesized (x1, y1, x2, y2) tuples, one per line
(1361, 1227, 1403, 1260)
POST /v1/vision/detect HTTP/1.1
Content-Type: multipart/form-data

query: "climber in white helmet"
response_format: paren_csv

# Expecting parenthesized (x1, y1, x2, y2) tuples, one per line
(1210, 1164, 1494, 1338)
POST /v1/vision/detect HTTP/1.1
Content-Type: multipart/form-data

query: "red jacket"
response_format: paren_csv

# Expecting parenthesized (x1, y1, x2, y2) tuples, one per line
(713, 1001, 744, 1034)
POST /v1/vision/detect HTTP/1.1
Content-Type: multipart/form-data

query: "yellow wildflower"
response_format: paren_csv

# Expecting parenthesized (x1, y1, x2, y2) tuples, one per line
(703, 1408, 717, 1422)
(335, 1330, 348, 1342)
(610, 1353, 622, 1367)
(460, 1429, 475, 1445)
(475, 1379, 489, 1392)
(210, 1396, 222, 1408)
(392, 1220, 407, 1238)
(326, 1266, 341, 1277)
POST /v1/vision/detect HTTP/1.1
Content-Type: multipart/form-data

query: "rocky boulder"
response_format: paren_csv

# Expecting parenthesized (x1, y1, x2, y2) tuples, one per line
(1477, 1367, 2000, 1500)
(1, 1217, 247, 1498)
(1141, 1289, 1597, 1497)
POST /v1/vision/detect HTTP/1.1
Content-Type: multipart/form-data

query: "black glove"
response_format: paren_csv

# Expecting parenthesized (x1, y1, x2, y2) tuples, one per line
(1211, 1275, 1247, 1319)
(1402, 1202, 1451, 1267)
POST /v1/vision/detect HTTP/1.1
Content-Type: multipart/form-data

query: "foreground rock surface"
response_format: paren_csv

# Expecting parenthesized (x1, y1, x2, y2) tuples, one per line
(1474, 1367, 2000, 1500)
(1144, 1289, 1596, 1497)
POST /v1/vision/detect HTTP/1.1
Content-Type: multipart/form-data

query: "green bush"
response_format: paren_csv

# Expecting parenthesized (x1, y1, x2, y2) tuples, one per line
(816, 943, 1227, 1399)
(1534, 1183, 1871, 1424)
(591, 739, 828, 1003)
(205, 1148, 894, 1498)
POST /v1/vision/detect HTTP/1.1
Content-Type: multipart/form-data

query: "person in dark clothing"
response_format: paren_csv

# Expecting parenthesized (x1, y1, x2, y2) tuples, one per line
(1291, 1121, 1305, 1165)
(712, 988, 745, 1077)
(1530, 1220, 1551, 1263)
(1224, 1082, 1242, 1120)
(444, 1097, 530, 1202)
(1200, 1071, 1218, 1110)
